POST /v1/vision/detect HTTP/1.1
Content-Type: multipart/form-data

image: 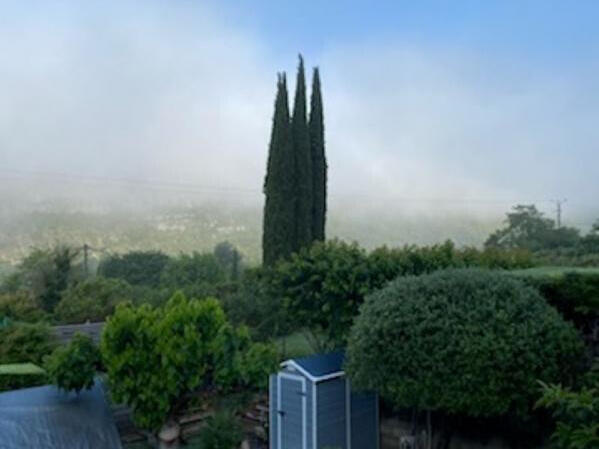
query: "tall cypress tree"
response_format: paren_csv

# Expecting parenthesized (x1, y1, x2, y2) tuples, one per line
(291, 55, 313, 251)
(309, 67, 327, 241)
(262, 74, 295, 265)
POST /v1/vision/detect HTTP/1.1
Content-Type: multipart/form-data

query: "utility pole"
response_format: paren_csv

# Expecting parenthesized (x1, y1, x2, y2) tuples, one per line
(83, 243, 89, 277)
(551, 199, 567, 228)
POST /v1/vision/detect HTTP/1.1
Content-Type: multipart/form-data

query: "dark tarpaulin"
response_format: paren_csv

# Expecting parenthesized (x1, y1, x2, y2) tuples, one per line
(0, 380, 122, 449)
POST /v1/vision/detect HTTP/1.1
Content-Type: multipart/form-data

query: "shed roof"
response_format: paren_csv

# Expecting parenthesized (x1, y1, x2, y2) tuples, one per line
(282, 351, 345, 382)
(0, 379, 122, 449)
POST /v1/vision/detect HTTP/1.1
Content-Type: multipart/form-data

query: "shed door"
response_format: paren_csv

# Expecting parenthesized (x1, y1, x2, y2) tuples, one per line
(277, 373, 306, 449)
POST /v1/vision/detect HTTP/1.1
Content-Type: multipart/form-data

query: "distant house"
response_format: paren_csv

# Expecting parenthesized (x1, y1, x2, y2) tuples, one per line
(270, 351, 379, 449)
(0, 380, 122, 449)
(52, 321, 104, 345)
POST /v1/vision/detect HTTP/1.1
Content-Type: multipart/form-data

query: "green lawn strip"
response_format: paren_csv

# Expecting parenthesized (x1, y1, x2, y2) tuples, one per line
(0, 363, 46, 375)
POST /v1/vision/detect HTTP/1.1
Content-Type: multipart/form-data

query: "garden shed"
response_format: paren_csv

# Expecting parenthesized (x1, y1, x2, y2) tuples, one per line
(270, 351, 379, 449)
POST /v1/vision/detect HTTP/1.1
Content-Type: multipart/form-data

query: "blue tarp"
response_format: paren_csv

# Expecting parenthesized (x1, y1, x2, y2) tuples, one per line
(0, 380, 122, 449)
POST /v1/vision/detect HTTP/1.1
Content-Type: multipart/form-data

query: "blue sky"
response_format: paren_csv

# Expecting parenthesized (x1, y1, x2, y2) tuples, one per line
(1, 0, 598, 226)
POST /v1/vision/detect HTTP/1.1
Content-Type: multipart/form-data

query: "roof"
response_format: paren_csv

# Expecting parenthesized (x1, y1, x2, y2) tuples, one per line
(52, 321, 105, 345)
(282, 351, 345, 382)
(0, 379, 122, 449)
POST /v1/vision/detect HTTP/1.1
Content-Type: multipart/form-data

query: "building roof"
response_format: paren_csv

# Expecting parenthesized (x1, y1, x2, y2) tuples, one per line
(0, 379, 122, 449)
(282, 351, 345, 382)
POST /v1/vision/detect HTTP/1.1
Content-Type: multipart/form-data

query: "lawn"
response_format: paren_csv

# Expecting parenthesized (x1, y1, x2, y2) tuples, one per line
(509, 266, 599, 278)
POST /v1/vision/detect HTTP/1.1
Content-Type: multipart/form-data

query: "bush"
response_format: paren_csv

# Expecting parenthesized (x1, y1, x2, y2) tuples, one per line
(98, 251, 170, 287)
(537, 361, 599, 449)
(101, 292, 276, 433)
(160, 252, 226, 298)
(0, 292, 47, 322)
(197, 411, 243, 449)
(53, 277, 133, 324)
(346, 269, 584, 418)
(45, 333, 100, 393)
(0, 322, 56, 391)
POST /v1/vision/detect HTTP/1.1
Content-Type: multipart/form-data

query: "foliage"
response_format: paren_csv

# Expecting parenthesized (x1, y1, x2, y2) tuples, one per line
(486, 204, 581, 252)
(160, 252, 226, 298)
(4, 246, 78, 312)
(0, 291, 47, 322)
(309, 66, 326, 242)
(262, 73, 296, 266)
(98, 250, 170, 288)
(346, 269, 584, 418)
(54, 277, 133, 323)
(0, 322, 56, 391)
(101, 292, 276, 432)
(197, 411, 243, 449)
(213, 241, 243, 280)
(213, 324, 278, 392)
(537, 362, 599, 449)
(222, 267, 292, 340)
(45, 333, 101, 393)
(291, 55, 313, 251)
(270, 239, 534, 349)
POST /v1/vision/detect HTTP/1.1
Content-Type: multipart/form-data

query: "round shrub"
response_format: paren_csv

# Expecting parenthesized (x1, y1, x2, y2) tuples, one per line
(346, 268, 584, 417)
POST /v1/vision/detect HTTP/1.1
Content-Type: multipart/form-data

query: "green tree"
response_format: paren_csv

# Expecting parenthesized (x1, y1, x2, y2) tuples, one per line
(486, 204, 580, 251)
(54, 277, 133, 324)
(537, 362, 599, 449)
(291, 55, 313, 251)
(271, 240, 375, 350)
(213, 241, 243, 280)
(0, 291, 47, 322)
(160, 252, 226, 298)
(45, 333, 100, 393)
(98, 250, 170, 288)
(309, 66, 327, 242)
(347, 269, 584, 445)
(263, 74, 296, 266)
(101, 292, 276, 433)
(0, 322, 56, 391)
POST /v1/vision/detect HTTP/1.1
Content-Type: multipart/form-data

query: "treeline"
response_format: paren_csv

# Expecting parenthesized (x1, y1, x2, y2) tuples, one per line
(486, 204, 599, 265)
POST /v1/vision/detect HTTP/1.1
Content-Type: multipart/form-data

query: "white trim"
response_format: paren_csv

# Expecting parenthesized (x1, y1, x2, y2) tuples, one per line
(277, 372, 307, 449)
(312, 381, 317, 449)
(269, 375, 274, 449)
(280, 360, 345, 383)
(345, 378, 351, 449)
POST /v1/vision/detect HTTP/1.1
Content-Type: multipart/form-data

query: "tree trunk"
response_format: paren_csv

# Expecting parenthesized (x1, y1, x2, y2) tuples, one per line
(426, 410, 432, 449)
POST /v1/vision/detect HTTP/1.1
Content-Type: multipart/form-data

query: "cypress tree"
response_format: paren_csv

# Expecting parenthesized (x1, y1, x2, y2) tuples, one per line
(262, 74, 295, 265)
(291, 55, 313, 251)
(309, 67, 327, 241)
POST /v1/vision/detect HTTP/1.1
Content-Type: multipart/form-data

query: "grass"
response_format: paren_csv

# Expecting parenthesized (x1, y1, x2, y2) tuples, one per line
(509, 266, 599, 278)
(0, 363, 45, 375)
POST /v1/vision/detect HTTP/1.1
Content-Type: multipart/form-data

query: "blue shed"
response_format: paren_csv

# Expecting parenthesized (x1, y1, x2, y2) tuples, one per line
(269, 351, 379, 449)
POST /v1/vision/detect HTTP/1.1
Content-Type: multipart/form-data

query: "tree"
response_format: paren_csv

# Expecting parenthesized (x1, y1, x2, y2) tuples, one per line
(101, 292, 277, 433)
(537, 362, 599, 449)
(160, 252, 226, 298)
(0, 322, 56, 391)
(271, 240, 375, 350)
(262, 74, 296, 265)
(0, 291, 47, 323)
(213, 241, 243, 280)
(291, 55, 313, 251)
(7, 246, 78, 312)
(45, 333, 100, 393)
(485, 204, 580, 251)
(53, 277, 133, 324)
(98, 250, 170, 288)
(309, 67, 327, 242)
(346, 269, 584, 445)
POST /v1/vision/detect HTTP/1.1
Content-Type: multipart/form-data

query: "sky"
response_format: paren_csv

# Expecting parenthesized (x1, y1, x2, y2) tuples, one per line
(0, 0, 598, 226)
